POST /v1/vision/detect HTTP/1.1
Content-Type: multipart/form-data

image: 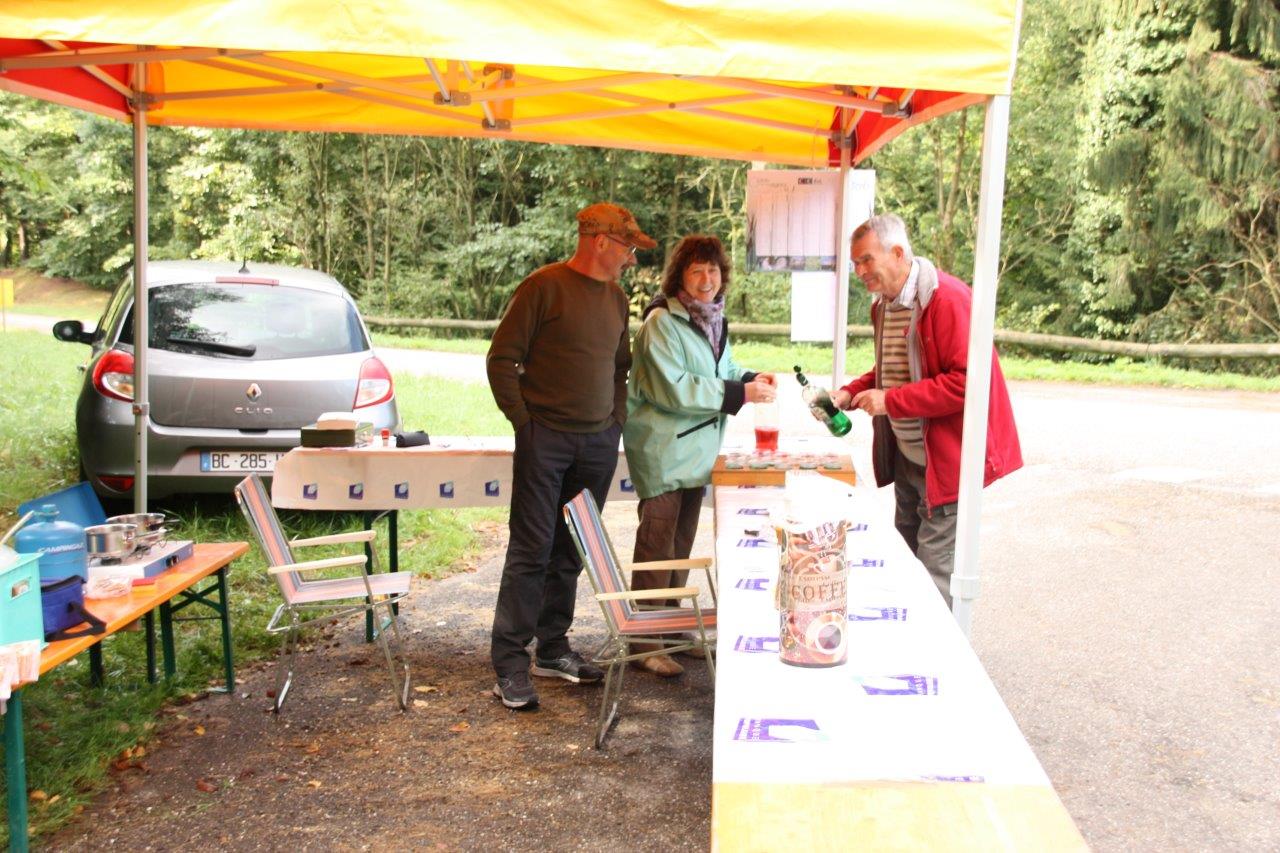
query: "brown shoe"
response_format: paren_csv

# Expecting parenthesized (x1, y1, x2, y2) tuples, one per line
(632, 654, 684, 678)
(676, 644, 707, 659)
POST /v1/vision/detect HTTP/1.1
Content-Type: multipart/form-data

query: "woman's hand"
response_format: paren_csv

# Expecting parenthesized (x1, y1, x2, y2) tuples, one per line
(756, 373, 777, 387)
(745, 379, 776, 403)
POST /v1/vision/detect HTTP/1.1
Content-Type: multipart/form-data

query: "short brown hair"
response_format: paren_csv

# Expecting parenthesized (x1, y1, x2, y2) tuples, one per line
(661, 235, 731, 299)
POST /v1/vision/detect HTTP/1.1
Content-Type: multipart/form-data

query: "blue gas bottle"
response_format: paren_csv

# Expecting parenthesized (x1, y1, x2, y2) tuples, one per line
(15, 503, 87, 581)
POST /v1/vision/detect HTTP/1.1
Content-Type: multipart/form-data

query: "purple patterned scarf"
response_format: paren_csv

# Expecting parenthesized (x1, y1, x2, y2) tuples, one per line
(677, 290, 725, 358)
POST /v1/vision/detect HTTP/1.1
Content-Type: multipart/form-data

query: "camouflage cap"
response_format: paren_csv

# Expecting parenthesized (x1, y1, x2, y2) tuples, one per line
(576, 202, 657, 249)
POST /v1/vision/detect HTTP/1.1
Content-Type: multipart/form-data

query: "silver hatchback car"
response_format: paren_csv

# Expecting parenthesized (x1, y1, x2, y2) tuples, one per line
(54, 260, 399, 499)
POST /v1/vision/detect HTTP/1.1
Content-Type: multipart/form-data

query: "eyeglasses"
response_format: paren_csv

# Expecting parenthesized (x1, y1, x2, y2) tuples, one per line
(603, 234, 637, 256)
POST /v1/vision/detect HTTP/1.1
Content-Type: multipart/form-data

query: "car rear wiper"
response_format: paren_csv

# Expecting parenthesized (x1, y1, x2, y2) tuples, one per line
(166, 336, 257, 357)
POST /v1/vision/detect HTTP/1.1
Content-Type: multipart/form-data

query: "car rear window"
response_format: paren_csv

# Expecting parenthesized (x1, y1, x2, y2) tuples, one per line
(118, 282, 369, 360)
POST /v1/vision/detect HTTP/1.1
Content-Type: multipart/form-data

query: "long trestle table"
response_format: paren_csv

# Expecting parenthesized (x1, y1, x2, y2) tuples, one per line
(710, 481, 1085, 850)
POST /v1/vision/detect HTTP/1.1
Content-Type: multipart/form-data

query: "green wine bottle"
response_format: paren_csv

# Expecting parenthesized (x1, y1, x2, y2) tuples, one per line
(793, 365, 852, 437)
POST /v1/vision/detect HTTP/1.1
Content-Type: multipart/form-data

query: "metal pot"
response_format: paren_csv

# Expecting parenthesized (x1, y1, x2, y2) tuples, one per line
(85, 523, 137, 561)
(106, 513, 166, 533)
(106, 513, 169, 549)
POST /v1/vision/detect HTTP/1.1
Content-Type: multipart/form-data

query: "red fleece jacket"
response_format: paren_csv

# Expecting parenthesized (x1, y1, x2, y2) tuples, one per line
(841, 269, 1022, 508)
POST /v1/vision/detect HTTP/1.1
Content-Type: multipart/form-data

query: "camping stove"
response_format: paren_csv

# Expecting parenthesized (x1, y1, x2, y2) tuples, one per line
(87, 539, 194, 581)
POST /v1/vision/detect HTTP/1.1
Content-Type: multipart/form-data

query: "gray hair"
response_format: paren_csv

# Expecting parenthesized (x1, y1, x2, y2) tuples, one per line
(853, 214, 913, 261)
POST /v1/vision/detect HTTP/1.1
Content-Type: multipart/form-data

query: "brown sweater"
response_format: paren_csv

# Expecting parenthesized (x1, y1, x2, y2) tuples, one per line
(486, 262, 631, 433)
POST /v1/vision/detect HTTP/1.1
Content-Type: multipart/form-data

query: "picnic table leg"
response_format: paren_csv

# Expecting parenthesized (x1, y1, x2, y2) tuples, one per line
(159, 600, 176, 680)
(4, 688, 31, 853)
(361, 510, 399, 642)
(215, 567, 234, 693)
(88, 644, 104, 687)
(145, 610, 157, 684)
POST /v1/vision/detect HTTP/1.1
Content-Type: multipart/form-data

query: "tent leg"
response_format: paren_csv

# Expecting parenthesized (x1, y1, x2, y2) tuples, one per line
(952, 94, 1011, 637)
(831, 109, 853, 387)
(132, 63, 150, 512)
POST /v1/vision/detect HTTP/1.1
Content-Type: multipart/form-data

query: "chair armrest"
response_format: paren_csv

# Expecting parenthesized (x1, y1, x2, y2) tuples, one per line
(290, 530, 378, 548)
(627, 558, 712, 572)
(268, 554, 368, 575)
(597, 586, 698, 602)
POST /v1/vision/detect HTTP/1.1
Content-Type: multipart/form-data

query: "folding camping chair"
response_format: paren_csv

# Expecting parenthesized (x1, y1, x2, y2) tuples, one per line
(235, 474, 411, 712)
(562, 488, 716, 748)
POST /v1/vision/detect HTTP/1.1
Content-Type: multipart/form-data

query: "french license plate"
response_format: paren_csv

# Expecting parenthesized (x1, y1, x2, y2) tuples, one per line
(200, 450, 288, 473)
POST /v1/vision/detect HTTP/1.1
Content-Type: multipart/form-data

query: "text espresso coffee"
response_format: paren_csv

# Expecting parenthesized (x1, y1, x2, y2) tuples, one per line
(775, 518, 850, 667)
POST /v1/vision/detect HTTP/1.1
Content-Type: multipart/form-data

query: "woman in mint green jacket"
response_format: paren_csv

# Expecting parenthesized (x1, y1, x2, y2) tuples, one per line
(623, 235, 775, 677)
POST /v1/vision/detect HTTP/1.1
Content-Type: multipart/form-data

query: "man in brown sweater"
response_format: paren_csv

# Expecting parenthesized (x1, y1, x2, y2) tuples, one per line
(487, 202, 654, 710)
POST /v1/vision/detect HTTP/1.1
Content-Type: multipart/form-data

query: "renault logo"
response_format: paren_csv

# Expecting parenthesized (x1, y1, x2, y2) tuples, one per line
(246, 383, 262, 401)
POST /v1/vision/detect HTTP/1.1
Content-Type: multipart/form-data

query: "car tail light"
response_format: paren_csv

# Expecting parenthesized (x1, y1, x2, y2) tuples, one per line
(353, 356, 394, 409)
(98, 475, 135, 492)
(92, 348, 135, 402)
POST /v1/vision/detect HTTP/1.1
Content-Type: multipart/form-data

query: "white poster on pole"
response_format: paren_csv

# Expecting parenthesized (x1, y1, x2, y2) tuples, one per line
(790, 271, 838, 341)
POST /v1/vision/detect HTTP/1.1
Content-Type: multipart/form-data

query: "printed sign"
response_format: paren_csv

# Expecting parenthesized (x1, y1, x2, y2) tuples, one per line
(394, 481, 410, 500)
(348, 482, 364, 500)
(732, 718, 826, 743)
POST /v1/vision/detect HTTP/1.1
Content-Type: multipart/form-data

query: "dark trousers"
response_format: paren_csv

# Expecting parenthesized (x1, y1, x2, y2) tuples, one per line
(490, 419, 621, 677)
(892, 452, 958, 608)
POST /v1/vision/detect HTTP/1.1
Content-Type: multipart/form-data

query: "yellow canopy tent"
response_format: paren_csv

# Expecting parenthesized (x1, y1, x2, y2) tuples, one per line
(0, 0, 1023, 633)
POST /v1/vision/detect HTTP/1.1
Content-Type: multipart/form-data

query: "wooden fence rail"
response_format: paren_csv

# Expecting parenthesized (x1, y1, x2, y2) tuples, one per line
(364, 316, 1280, 361)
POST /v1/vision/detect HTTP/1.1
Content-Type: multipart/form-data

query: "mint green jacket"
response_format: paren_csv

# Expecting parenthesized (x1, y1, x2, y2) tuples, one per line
(623, 296, 755, 500)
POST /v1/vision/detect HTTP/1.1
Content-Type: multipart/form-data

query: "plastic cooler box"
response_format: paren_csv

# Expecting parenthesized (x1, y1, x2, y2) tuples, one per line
(1, 552, 45, 646)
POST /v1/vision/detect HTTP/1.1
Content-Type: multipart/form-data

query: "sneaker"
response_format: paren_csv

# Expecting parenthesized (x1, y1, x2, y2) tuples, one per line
(531, 651, 604, 684)
(492, 671, 539, 710)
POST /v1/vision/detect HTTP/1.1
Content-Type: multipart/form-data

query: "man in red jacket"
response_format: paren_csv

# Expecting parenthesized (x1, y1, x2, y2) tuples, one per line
(830, 214, 1022, 609)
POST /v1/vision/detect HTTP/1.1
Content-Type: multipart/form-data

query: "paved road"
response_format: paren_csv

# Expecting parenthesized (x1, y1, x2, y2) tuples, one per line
(380, 346, 1280, 851)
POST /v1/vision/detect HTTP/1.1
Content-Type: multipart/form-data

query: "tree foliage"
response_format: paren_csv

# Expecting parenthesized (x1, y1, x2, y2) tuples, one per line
(0, 0, 1276, 360)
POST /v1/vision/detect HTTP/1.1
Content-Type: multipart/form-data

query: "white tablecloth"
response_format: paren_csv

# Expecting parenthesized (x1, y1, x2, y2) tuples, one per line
(712, 483, 1053, 786)
(271, 436, 640, 510)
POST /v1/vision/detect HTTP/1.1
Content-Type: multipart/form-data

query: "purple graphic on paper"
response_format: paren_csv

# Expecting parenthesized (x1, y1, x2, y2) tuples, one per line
(853, 558, 885, 567)
(737, 538, 770, 548)
(733, 635, 779, 653)
(737, 507, 769, 516)
(394, 482, 410, 500)
(848, 607, 908, 622)
(848, 523, 869, 532)
(857, 674, 939, 696)
(439, 481, 454, 498)
(922, 774, 985, 783)
(485, 479, 500, 497)
(348, 482, 364, 500)
(620, 478, 635, 492)
(734, 578, 770, 591)
(732, 718, 824, 743)
(302, 483, 319, 500)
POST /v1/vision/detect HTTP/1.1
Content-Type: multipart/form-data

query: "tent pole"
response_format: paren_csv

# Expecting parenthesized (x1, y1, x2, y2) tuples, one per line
(832, 108, 852, 386)
(951, 94, 1011, 636)
(131, 63, 150, 512)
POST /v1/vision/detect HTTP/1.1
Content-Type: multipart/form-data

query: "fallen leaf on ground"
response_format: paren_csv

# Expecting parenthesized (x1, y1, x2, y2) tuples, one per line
(307, 779, 322, 788)
(449, 721, 470, 733)
(413, 685, 439, 694)
(303, 741, 320, 754)
(29, 790, 47, 802)
(413, 699, 430, 708)
(193, 724, 206, 736)
(47, 794, 61, 805)
(195, 779, 217, 793)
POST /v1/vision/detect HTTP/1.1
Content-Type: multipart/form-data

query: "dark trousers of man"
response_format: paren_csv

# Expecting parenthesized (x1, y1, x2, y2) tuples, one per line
(891, 452, 958, 609)
(490, 419, 621, 677)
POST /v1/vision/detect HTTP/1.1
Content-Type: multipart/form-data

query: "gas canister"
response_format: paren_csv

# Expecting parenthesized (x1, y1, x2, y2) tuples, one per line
(16, 504, 87, 581)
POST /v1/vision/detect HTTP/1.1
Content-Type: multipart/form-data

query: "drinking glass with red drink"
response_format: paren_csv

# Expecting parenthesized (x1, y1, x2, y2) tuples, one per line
(754, 400, 780, 452)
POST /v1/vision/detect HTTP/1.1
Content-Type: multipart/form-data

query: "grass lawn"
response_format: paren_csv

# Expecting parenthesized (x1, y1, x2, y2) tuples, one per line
(0, 329, 504, 844)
